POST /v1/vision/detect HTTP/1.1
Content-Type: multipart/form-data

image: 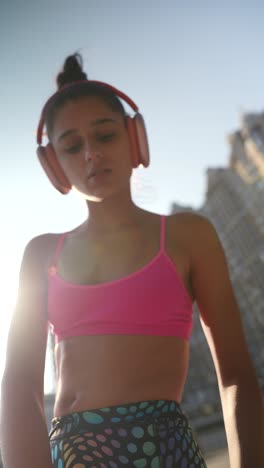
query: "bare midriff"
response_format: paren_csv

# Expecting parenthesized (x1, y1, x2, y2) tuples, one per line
(46, 210, 195, 417)
(53, 334, 190, 417)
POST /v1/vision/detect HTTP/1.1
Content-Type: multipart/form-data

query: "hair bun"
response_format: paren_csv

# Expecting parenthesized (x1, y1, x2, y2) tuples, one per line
(56, 53, 88, 89)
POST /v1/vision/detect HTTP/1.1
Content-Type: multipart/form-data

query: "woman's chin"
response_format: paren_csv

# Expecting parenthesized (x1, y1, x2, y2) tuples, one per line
(72, 185, 113, 202)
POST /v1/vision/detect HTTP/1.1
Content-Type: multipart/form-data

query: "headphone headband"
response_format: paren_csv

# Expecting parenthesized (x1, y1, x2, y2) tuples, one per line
(37, 80, 139, 145)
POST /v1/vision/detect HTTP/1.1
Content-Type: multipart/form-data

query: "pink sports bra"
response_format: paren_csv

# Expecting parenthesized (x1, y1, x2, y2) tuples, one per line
(47, 215, 194, 343)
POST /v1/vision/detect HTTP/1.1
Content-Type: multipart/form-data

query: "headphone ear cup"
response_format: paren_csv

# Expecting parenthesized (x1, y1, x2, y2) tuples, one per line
(126, 114, 150, 169)
(125, 116, 141, 168)
(36, 143, 71, 194)
(133, 113, 150, 168)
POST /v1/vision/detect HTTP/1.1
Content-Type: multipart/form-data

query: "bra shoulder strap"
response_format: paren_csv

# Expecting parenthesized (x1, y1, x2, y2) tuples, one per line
(50, 232, 67, 269)
(160, 215, 166, 252)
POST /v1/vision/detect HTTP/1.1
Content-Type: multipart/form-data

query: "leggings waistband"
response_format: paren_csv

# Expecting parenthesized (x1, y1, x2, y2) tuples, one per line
(49, 399, 188, 439)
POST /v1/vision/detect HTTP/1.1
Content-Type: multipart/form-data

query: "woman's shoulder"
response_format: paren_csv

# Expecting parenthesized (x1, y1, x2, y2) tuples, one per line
(24, 232, 66, 276)
(165, 211, 214, 265)
(167, 210, 209, 223)
(26, 231, 64, 252)
(165, 210, 211, 235)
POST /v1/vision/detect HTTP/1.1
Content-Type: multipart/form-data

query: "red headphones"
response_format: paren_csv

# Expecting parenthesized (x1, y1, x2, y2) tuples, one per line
(36, 80, 150, 194)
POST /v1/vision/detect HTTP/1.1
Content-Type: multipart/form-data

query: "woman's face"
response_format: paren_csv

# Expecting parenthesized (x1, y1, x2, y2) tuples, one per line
(50, 96, 133, 201)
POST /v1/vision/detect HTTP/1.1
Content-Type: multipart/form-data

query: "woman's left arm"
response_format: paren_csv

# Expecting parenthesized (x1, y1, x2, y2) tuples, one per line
(189, 214, 264, 468)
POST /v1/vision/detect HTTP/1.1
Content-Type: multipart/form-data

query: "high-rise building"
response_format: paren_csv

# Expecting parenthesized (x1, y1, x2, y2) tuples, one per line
(230, 112, 264, 185)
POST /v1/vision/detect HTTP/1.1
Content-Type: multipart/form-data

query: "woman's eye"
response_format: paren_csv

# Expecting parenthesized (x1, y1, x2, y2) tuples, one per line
(64, 143, 82, 154)
(99, 133, 115, 142)
(63, 133, 115, 154)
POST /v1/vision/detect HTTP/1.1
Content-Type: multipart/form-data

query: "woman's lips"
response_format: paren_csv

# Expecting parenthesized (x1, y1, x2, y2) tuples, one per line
(89, 169, 112, 180)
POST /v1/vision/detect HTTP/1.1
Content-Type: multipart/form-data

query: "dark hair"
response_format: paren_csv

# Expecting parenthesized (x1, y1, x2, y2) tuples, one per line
(45, 53, 125, 138)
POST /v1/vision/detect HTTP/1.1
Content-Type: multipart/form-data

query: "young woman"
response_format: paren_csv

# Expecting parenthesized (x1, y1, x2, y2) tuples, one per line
(1, 54, 263, 468)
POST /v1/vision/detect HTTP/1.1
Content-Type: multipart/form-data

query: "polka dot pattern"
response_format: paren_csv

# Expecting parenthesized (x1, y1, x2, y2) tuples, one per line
(49, 399, 207, 467)
(156, 415, 207, 467)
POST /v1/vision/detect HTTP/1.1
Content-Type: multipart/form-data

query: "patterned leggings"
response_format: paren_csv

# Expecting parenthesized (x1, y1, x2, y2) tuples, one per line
(49, 399, 207, 467)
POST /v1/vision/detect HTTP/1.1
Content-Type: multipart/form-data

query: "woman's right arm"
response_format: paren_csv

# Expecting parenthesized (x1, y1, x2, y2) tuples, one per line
(0, 235, 53, 468)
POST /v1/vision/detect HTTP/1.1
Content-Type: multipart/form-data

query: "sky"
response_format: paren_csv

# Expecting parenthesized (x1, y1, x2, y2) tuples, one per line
(1, 1, 264, 393)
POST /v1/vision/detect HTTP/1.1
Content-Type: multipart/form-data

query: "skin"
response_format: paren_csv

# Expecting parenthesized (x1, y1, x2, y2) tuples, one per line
(2, 95, 263, 467)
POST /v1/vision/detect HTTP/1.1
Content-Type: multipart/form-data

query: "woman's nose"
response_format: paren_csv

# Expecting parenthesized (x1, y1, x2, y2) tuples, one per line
(84, 144, 102, 162)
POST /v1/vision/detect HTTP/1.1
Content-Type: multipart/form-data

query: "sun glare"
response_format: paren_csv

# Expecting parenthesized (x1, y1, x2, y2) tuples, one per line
(0, 254, 19, 382)
(0, 251, 55, 395)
